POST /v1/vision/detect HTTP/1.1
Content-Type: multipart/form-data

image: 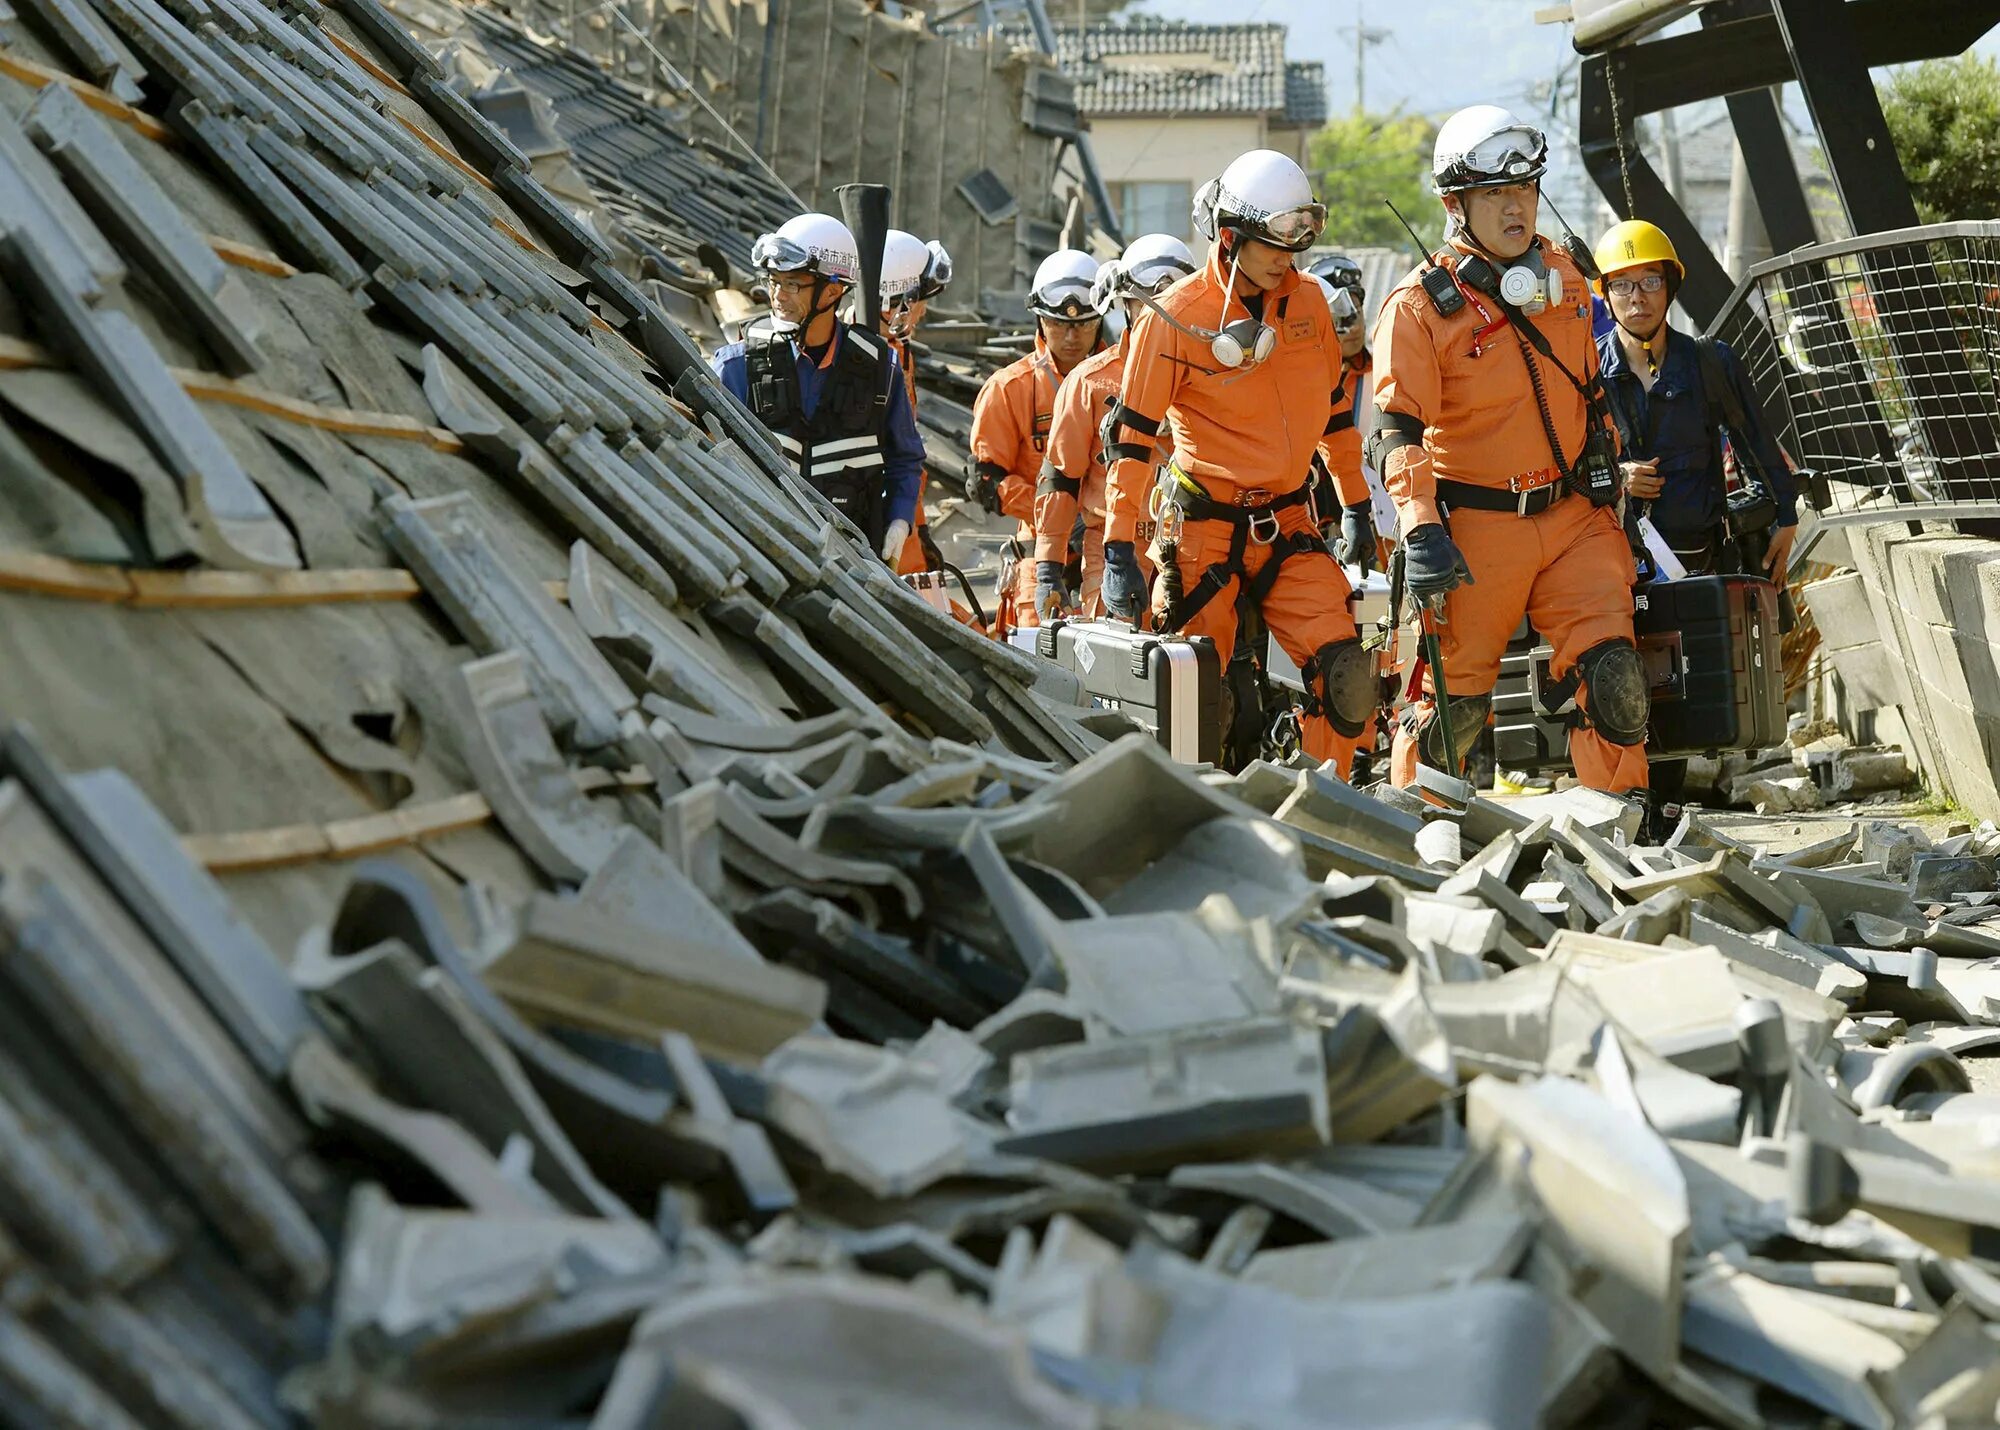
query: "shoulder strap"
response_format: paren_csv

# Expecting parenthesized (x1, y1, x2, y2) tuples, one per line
(1694, 335, 1748, 432)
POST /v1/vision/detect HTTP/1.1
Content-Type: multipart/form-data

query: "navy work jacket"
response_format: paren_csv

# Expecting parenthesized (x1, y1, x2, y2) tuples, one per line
(1597, 326, 1797, 540)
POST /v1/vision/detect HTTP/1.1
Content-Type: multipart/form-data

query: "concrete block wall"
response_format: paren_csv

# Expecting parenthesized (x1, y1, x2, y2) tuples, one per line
(1815, 525, 2000, 819)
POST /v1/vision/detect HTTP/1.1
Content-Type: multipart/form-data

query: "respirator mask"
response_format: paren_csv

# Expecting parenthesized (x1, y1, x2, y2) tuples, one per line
(1457, 242, 1563, 316)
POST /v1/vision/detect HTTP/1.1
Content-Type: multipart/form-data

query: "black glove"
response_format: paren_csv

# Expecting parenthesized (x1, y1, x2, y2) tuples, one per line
(1034, 560, 1066, 620)
(1335, 502, 1377, 571)
(1101, 541, 1146, 621)
(966, 465, 1002, 515)
(1402, 523, 1473, 611)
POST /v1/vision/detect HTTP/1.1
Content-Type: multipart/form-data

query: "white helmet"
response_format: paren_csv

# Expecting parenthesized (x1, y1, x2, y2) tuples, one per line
(1432, 105, 1548, 194)
(1309, 273, 1360, 329)
(1119, 233, 1196, 295)
(1193, 150, 1325, 253)
(1028, 248, 1103, 322)
(918, 239, 954, 299)
(751, 212, 859, 286)
(880, 229, 928, 305)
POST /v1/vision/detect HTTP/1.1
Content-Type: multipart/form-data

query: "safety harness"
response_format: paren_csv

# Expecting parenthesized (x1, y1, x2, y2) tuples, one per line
(1151, 465, 1324, 635)
(746, 324, 893, 542)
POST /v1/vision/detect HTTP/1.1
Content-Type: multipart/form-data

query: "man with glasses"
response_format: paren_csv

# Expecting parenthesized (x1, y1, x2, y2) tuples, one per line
(1033, 233, 1195, 618)
(1099, 149, 1374, 775)
(1370, 105, 1649, 798)
(1593, 220, 1799, 581)
(968, 248, 1106, 633)
(711, 212, 925, 563)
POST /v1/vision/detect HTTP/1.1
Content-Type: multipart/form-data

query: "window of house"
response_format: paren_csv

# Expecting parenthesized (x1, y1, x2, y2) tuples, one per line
(1111, 181, 1192, 241)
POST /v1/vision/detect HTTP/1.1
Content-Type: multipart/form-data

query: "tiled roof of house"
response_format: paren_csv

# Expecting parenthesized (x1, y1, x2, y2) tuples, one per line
(1013, 20, 1299, 118)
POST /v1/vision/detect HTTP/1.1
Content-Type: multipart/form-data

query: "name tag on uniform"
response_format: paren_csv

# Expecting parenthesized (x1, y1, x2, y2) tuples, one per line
(1284, 317, 1316, 344)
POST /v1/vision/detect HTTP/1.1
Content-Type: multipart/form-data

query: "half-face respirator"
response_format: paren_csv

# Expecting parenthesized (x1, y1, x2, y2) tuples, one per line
(1456, 243, 1563, 317)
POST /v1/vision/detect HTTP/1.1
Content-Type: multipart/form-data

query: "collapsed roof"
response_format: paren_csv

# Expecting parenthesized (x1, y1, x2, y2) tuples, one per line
(4, 0, 2000, 1424)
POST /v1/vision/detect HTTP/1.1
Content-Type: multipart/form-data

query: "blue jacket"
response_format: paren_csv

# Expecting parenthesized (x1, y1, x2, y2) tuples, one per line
(1597, 326, 1797, 538)
(711, 323, 926, 528)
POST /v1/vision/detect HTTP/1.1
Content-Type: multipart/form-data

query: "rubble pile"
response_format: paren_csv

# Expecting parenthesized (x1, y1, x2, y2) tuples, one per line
(0, 0, 1997, 1424)
(8, 720, 2000, 1427)
(1681, 721, 1916, 816)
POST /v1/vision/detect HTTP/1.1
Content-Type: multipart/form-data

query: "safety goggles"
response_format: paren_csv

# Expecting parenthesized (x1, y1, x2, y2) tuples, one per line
(1123, 252, 1196, 295)
(751, 233, 813, 273)
(1605, 273, 1668, 297)
(1316, 260, 1364, 291)
(919, 240, 953, 298)
(1233, 203, 1327, 252)
(1030, 282, 1099, 322)
(1441, 127, 1547, 189)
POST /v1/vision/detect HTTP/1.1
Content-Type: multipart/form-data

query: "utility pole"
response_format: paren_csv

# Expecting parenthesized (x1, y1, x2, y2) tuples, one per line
(1341, 1, 1391, 114)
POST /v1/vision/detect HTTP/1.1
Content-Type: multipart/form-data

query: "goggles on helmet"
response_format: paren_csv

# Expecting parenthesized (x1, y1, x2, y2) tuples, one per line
(1030, 280, 1099, 323)
(751, 233, 813, 274)
(1437, 126, 1548, 192)
(1223, 202, 1327, 253)
(919, 241, 954, 299)
(1311, 256, 1365, 291)
(1124, 251, 1195, 296)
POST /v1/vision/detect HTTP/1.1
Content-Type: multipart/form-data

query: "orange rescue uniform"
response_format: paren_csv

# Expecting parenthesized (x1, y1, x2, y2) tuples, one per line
(1035, 339, 1163, 616)
(1372, 237, 1646, 793)
(1316, 349, 1370, 506)
(1105, 250, 1367, 773)
(971, 336, 1074, 629)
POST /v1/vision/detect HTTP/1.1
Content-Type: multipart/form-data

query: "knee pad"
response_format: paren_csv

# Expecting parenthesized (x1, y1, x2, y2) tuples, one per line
(1403, 691, 1490, 770)
(1577, 638, 1650, 746)
(1309, 638, 1375, 738)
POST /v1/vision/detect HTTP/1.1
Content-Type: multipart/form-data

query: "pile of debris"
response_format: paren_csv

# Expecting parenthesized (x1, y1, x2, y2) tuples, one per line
(1684, 720, 1916, 816)
(9, 721, 2000, 1427)
(1, 0, 1999, 1422)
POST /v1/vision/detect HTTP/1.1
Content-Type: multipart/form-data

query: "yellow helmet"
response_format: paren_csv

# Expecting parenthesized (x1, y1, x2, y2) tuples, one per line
(1593, 220, 1683, 291)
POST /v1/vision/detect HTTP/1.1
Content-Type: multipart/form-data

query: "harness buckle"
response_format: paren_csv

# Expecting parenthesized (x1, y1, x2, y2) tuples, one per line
(1247, 508, 1280, 546)
(1237, 487, 1275, 507)
(1149, 474, 1185, 543)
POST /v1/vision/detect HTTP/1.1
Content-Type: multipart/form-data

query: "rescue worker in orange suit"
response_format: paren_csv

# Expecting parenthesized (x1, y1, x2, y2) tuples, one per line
(968, 249, 1105, 632)
(1309, 254, 1388, 573)
(1305, 261, 1391, 769)
(881, 230, 957, 577)
(1034, 233, 1197, 618)
(1101, 150, 1375, 775)
(1369, 106, 1650, 796)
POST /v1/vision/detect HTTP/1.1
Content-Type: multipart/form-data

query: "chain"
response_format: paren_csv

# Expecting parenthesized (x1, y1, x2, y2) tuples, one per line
(1605, 57, 1637, 219)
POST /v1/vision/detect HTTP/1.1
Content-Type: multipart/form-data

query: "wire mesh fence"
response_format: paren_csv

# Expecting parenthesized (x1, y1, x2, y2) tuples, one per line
(1707, 222, 2000, 527)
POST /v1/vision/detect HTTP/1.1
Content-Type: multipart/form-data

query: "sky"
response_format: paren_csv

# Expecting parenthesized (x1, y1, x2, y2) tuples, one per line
(1116, 1, 2000, 235)
(1124, 0, 2000, 122)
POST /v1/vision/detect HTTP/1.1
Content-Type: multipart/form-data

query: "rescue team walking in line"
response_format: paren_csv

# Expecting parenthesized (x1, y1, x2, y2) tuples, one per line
(711, 212, 926, 562)
(716, 122, 1793, 791)
(967, 249, 1108, 634)
(1033, 233, 1197, 620)
(1370, 105, 1652, 798)
(1098, 149, 1378, 776)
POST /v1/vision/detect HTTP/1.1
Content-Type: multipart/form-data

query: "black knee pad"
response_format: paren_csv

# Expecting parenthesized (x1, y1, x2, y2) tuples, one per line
(1310, 638, 1375, 738)
(1577, 638, 1650, 746)
(1405, 691, 1490, 770)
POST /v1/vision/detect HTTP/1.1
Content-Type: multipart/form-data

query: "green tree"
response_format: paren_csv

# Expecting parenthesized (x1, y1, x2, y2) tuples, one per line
(1308, 110, 1439, 251)
(1878, 54, 2000, 224)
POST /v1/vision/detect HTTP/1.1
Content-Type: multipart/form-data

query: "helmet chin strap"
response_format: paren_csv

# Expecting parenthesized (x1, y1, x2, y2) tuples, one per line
(1619, 311, 1668, 376)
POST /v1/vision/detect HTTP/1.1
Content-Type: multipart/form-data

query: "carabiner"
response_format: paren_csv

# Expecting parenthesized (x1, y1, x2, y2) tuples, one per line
(1247, 508, 1280, 546)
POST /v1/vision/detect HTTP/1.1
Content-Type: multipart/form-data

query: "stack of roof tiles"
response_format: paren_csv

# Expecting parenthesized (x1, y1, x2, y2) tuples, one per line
(1023, 19, 1325, 123)
(6, 0, 2000, 1424)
